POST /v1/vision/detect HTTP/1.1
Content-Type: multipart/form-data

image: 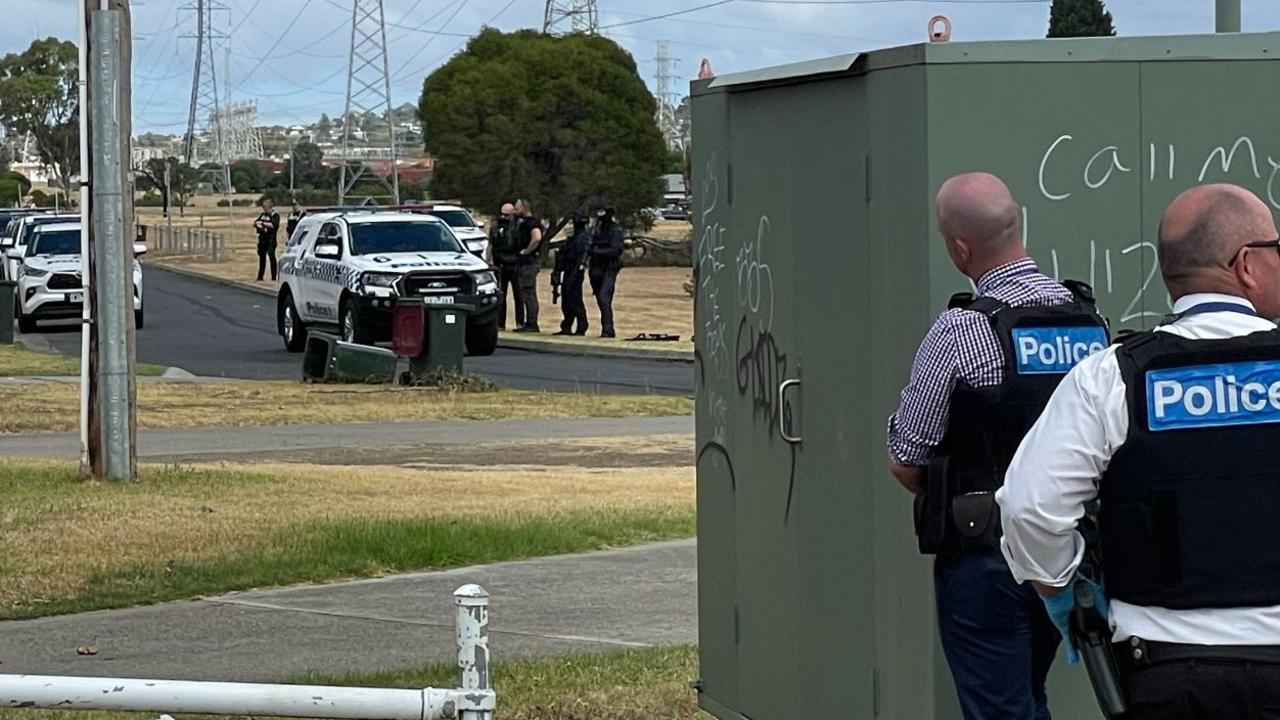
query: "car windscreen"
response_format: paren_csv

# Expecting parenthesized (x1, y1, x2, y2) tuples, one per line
(348, 222, 463, 255)
(20, 217, 77, 245)
(427, 210, 476, 229)
(27, 230, 81, 256)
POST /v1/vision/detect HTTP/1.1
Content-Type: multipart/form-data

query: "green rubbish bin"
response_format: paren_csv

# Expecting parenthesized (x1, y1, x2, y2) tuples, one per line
(406, 306, 469, 380)
(0, 280, 15, 345)
(301, 331, 398, 383)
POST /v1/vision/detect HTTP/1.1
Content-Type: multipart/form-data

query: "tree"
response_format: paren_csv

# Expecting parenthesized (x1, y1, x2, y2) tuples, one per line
(230, 159, 269, 193)
(1048, 0, 1116, 38)
(134, 157, 198, 215)
(316, 114, 332, 137)
(0, 38, 79, 193)
(0, 170, 31, 205)
(419, 29, 666, 235)
(290, 140, 334, 189)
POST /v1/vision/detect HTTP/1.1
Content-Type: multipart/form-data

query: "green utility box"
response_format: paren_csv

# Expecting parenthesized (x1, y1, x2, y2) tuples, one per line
(692, 31, 1280, 720)
(0, 280, 14, 344)
(302, 332, 398, 383)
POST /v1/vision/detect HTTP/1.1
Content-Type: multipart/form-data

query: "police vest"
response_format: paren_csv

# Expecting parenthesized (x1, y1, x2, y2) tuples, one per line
(917, 286, 1109, 553)
(1100, 326, 1280, 609)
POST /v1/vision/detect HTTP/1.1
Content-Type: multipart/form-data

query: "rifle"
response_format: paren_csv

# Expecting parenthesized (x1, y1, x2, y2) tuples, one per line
(551, 270, 562, 305)
(1069, 578, 1127, 718)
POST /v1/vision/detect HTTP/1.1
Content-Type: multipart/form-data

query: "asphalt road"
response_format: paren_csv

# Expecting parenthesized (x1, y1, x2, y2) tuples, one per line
(23, 266, 694, 395)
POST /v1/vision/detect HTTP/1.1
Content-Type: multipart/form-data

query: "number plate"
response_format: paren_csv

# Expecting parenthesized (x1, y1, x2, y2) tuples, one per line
(423, 296, 455, 305)
(67, 292, 84, 303)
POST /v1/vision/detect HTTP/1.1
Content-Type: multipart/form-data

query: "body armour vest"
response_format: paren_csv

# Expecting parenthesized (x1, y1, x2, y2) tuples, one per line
(1101, 326, 1280, 609)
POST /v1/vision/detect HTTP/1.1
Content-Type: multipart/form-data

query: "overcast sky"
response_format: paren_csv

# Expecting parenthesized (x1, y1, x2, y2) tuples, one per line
(7, 0, 1280, 133)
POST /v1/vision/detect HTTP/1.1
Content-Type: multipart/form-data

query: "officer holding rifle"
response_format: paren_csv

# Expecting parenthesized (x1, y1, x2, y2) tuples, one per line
(1000, 183, 1280, 719)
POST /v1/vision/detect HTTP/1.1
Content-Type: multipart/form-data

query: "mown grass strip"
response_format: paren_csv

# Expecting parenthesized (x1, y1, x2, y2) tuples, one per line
(0, 342, 166, 377)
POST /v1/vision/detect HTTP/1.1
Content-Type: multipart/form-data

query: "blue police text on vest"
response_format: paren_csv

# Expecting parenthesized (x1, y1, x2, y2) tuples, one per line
(1148, 360, 1280, 431)
(1012, 327, 1109, 375)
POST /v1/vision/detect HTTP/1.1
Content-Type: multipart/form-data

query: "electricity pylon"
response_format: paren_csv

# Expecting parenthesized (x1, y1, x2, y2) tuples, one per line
(339, 0, 400, 206)
(182, 0, 232, 193)
(543, 0, 599, 35)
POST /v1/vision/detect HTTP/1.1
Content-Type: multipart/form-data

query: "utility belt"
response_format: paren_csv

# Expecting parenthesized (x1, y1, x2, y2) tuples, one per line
(1117, 638, 1280, 671)
(914, 455, 1002, 555)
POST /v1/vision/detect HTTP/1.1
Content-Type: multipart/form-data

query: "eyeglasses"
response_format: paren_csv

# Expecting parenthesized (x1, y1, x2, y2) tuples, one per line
(1228, 238, 1280, 267)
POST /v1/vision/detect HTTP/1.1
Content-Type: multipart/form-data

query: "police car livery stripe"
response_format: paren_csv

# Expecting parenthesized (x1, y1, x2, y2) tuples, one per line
(1011, 326, 1109, 375)
(1147, 359, 1280, 431)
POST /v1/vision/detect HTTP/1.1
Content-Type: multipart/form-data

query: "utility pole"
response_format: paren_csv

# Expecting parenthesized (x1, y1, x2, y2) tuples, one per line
(1216, 0, 1240, 32)
(339, 0, 400, 206)
(81, 0, 137, 482)
(543, 0, 599, 35)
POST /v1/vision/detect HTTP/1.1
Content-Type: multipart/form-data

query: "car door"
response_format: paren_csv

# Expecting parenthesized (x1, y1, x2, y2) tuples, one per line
(309, 221, 346, 322)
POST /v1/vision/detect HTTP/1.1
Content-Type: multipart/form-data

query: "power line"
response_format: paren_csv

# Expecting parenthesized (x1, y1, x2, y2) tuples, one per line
(741, 0, 1046, 3)
(391, 0, 473, 79)
(232, 0, 314, 89)
(599, 0, 737, 29)
(390, 0, 521, 86)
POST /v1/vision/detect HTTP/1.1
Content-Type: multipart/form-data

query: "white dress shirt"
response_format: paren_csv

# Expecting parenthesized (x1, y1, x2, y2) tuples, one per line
(998, 292, 1280, 645)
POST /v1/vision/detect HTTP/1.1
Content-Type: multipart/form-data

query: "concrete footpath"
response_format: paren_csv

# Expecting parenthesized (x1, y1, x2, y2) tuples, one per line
(0, 415, 693, 461)
(0, 539, 696, 682)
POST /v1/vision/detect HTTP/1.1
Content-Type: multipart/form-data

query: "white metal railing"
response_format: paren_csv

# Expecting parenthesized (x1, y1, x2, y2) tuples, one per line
(0, 585, 495, 720)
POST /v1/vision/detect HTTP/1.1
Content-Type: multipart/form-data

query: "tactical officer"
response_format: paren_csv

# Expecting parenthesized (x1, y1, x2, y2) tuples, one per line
(887, 172, 1108, 719)
(588, 205, 624, 338)
(286, 201, 306, 239)
(487, 202, 522, 330)
(1000, 183, 1280, 719)
(253, 197, 281, 282)
(553, 212, 590, 336)
(512, 199, 543, 333)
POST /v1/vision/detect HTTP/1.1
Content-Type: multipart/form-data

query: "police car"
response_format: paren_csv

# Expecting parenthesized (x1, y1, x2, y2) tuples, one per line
(14, 222, 146, 333)
(423, 204, 488, 258)
(276, 210, 501, 354)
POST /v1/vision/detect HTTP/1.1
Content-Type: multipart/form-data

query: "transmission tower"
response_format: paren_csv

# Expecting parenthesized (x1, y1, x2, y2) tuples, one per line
(182, 0, 232, 193)
(215, 101, 265, 160)
(653, 40, 683, 152)
(543, 0, 599, 35)
(340, 0, 400, 206)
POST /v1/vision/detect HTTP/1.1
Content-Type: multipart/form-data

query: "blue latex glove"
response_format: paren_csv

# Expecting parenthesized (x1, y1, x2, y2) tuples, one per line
(1040, 576, 1109, 665)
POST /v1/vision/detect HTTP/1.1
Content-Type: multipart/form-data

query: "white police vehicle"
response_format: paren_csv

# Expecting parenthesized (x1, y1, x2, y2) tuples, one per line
(423, 204, 488, 258)
(14, 222, 146, 333)
(276, 209, 501, 354)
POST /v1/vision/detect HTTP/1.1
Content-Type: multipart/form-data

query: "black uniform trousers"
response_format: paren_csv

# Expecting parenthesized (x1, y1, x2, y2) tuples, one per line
(559, 271, 587, 335)
(1121, 652, 1280, 719)
(497, 261, 524, 329)
(516, 261, 540, 330)
(257, 239, 278, 281)
(589, 266, 618, 336)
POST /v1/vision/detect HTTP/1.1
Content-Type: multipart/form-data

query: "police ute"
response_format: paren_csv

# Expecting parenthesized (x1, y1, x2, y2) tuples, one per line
(13, 222, 146, 333)
(276, 209, 501, 354)
(423, 204, 488, 258)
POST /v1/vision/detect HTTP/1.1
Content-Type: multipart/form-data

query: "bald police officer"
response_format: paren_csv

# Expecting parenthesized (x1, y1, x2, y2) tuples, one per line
(888, 172, 1108, 719)
(1000, 183, 1280, 719)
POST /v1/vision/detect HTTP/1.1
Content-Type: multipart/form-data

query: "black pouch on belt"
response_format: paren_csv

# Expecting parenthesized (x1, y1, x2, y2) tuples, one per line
(952, 491, 1001, 549)
(914, 456, 953, 554)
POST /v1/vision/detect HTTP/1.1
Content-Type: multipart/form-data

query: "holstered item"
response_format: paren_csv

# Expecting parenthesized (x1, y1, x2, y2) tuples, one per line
(915, 456, 953, 554)
(951, 491, 1001, 549)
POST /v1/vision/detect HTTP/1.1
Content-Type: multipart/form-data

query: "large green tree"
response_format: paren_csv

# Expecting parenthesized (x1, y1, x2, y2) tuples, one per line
(1047, 0, 1116, 37)
(290, 140, 335, 189)
(0, 38, 79, 192)
(420, 29, 666, 234)
(135, 157, 199, 214)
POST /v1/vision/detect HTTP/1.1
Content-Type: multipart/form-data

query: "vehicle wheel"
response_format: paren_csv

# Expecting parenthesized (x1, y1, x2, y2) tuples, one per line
(465, 318, 499, 356)
(340, 299, 373, 346)
(280, 293, 307, 353)
(17, 313, 36, 333)
(135, 306, 145, 330)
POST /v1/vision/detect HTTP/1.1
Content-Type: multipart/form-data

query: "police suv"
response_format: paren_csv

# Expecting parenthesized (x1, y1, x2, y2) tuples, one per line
(423, 204, 488, 258)
(276, 209, 501, 354)
(13, 222, 146, 333)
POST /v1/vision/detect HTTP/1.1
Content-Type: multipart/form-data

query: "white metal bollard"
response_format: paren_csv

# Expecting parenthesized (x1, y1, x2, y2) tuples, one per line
(0, 586, 496, 720)
(454, 584, 492, 720)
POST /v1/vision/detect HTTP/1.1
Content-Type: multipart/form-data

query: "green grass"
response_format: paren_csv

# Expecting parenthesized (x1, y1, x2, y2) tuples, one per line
(0, 341, 166, 376)
(3, 645, 703, 720)
(7, 509, 695, 620)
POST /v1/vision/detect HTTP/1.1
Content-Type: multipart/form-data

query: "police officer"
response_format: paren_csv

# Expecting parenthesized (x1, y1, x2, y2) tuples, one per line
(512, 199, 543, 333)
(286, 201, 306, 239)
(888, 172, 1108, 720)
(487, 202, 522, 331)
(253, 197, 281, 282)
(588, 205, 624, 338)
(553, 212, 590, 336)
(1000, 183, 1280, 719)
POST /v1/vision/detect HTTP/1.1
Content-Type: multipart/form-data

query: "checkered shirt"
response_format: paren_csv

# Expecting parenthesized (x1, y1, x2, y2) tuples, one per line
(886, 258, 1074, 466)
